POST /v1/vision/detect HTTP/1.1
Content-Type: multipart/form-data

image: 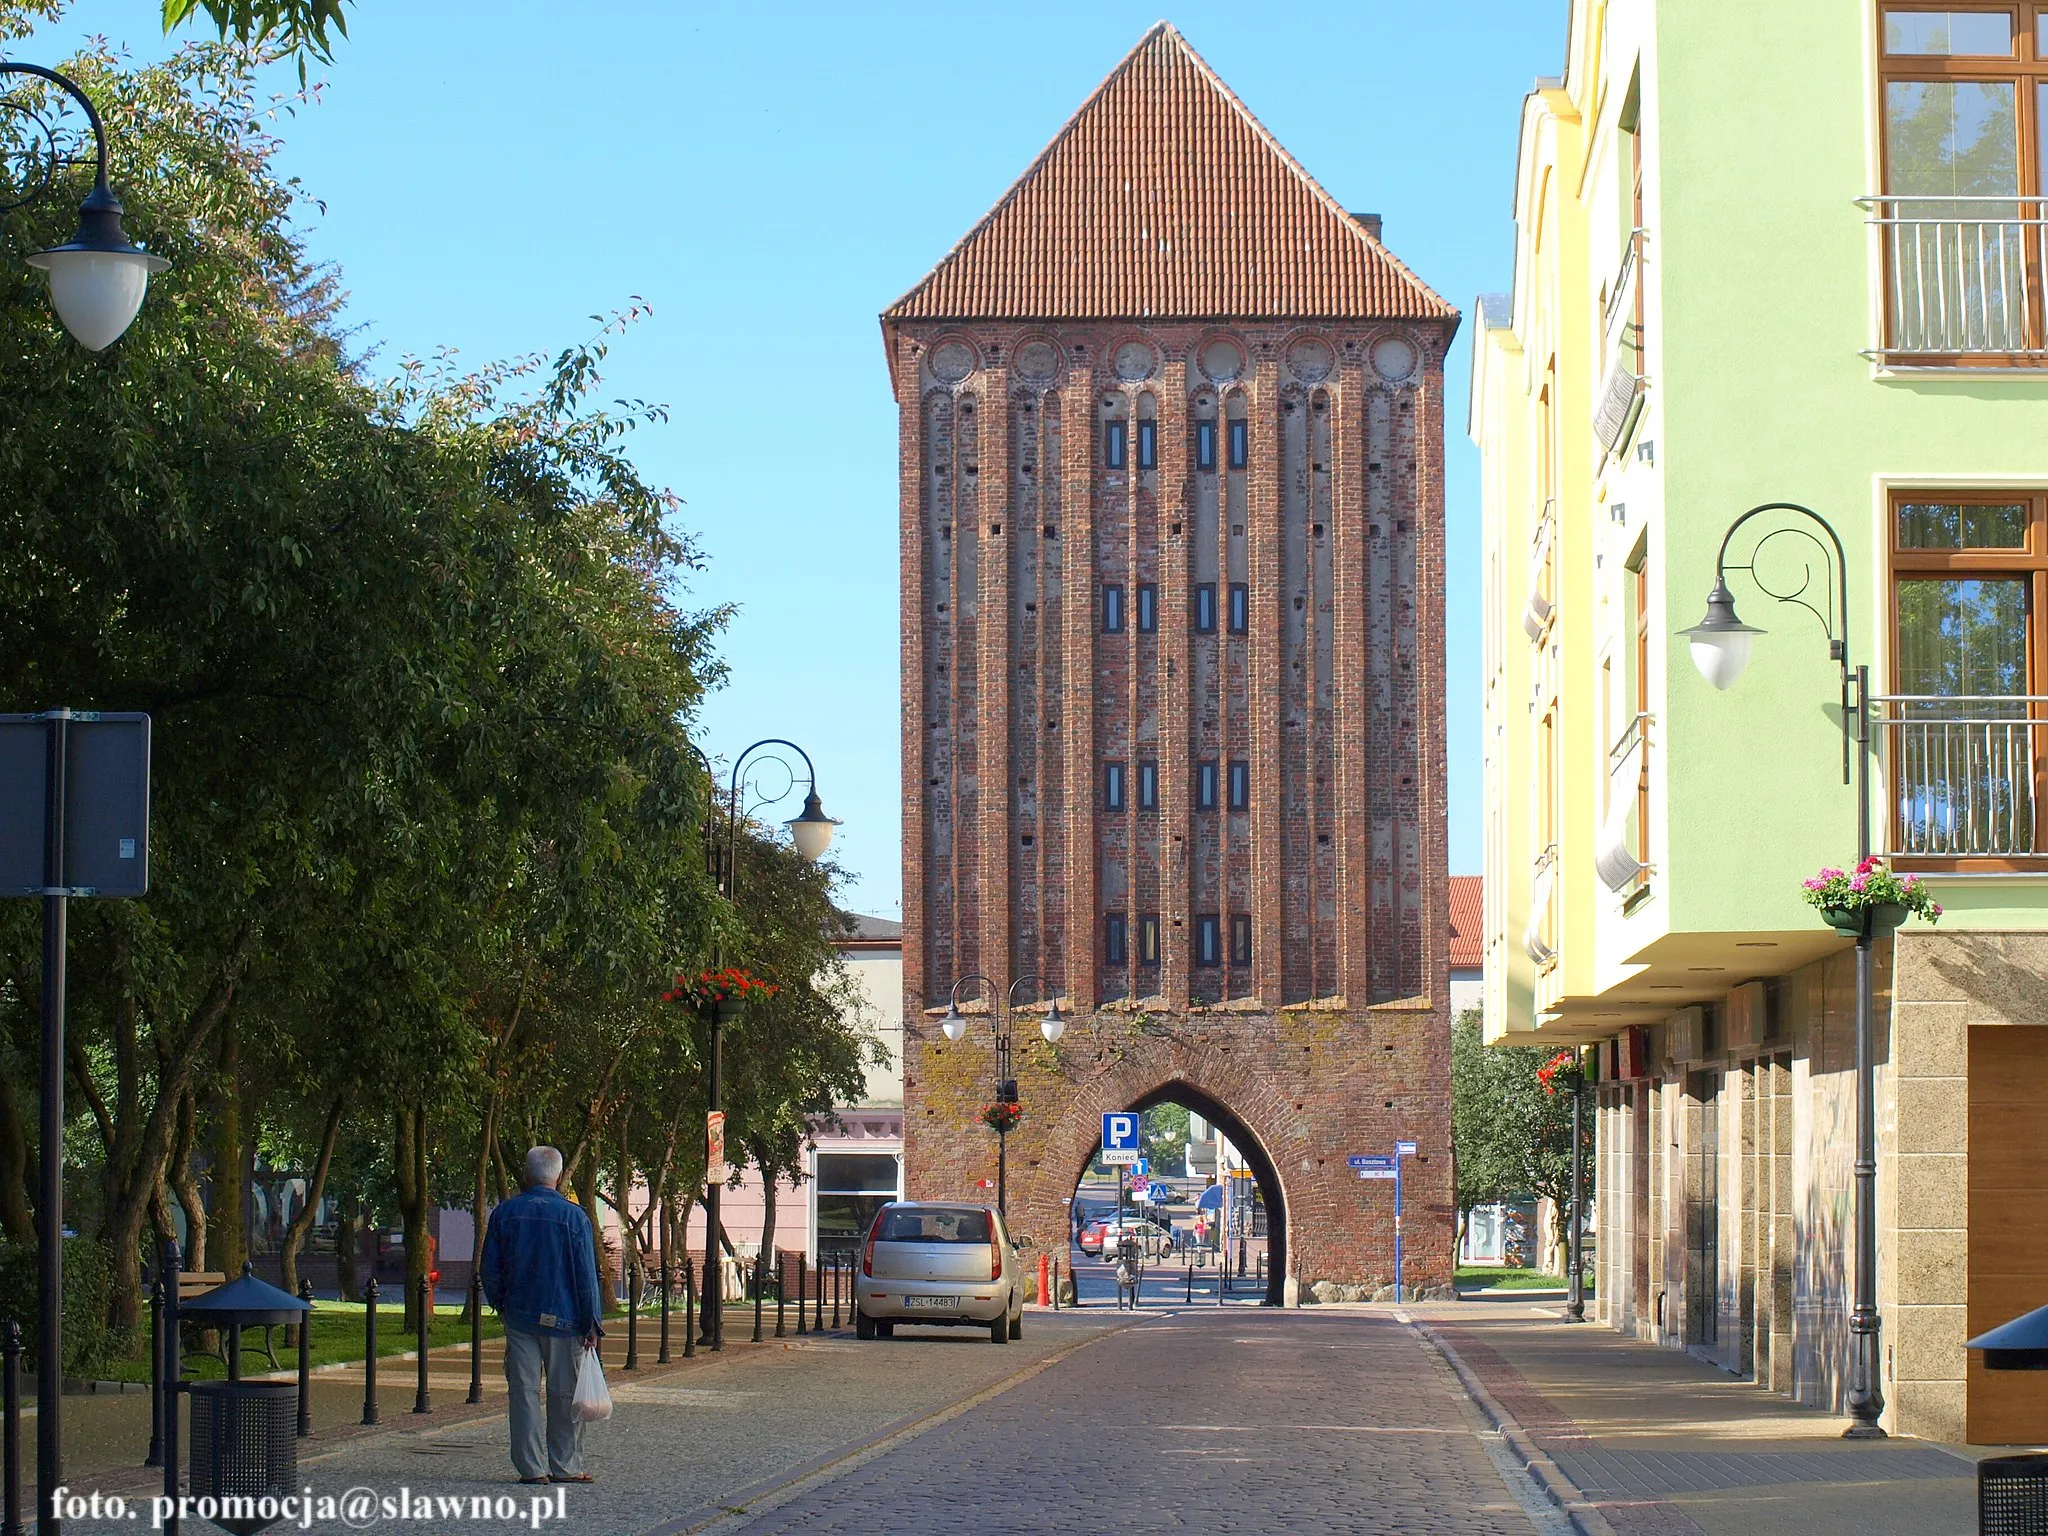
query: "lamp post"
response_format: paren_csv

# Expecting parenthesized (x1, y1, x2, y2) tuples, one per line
(938, 973, 1067, 1219)
(1564, 1059, 1586, 1324)
(2, 64, 166, 1536)
(685, 739, 838, 1350)
(1679, 501, 1884, 1439)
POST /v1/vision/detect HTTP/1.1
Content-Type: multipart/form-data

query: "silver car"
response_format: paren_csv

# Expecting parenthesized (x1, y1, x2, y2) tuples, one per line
(855, 1201, 1023, 1343)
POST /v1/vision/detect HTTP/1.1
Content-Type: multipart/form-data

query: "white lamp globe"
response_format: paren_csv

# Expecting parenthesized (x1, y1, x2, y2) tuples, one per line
(940, 1013, 967, 1044)
(786, 789, 839, 863)
(1678, 579, 1764, 692)
(27, 245, 165, 352)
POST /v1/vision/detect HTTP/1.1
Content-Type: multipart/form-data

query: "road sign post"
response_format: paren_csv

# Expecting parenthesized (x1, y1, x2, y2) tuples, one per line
(2, 710, 150, 1534)
(1394, 1141, 1417, 1302)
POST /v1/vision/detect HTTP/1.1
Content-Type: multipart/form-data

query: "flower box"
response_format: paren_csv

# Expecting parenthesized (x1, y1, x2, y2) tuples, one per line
(1804, 860, 1938, 937)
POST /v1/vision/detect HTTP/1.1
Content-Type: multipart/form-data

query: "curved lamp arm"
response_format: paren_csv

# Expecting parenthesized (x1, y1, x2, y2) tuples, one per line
(939, 973, 996, 1043)
(1007, 972, 1068, 1043)
(1684, 501, 1861, 784)
(1, 61, 168, 350)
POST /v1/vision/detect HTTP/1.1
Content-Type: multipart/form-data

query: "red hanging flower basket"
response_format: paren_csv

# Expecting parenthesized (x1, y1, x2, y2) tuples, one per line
(980, 1101, 1023, 1133)
(662, 967, 779, 1012)
(1536, 1049, 1583, 1097)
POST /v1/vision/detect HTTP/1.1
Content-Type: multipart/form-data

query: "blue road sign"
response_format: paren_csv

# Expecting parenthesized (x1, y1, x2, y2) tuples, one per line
(1102, 1111, 1140, 1164)
(1395, 1139, 1418, 1156)
(1348, 1155, 1394, 1170)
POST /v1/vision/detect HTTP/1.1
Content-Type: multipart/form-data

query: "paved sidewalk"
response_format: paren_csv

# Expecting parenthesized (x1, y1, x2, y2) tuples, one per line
(1407, 1297, 1979, 1535)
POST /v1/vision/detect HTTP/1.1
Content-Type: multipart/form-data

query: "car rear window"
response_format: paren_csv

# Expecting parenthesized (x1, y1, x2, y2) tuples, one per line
(875, 1208, 992, 1244)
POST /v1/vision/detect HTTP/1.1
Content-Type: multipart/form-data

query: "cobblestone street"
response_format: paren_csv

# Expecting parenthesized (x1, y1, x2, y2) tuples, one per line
(712, 1308, 1547, 1536)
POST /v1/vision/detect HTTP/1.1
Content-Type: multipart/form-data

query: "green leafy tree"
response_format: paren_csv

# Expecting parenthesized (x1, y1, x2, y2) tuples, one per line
(1140, 1102, 1190, 1175)
(1450, 1012, 1591, 1269)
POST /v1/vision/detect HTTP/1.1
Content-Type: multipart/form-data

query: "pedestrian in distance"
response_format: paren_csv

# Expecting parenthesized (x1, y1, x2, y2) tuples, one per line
(480, 1145, 605, 1485)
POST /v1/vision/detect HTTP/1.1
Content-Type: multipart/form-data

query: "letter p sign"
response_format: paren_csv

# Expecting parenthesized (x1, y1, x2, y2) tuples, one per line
(1102, 1112, 1140, 1163)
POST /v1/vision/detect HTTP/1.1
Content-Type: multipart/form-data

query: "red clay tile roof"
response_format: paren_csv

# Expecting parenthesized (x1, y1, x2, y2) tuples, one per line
(883, 23, 1457, 326)
(1448, 875, 1483, 970)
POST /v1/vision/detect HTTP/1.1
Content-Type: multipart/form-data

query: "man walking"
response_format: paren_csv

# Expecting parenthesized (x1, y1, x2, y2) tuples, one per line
(480, 1146, 604, 1484)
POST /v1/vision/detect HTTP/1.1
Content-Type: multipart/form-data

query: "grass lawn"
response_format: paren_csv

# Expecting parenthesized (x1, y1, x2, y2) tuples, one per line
(1455, 1266, 1596, 1293)
(98, 1303, 507, 1385)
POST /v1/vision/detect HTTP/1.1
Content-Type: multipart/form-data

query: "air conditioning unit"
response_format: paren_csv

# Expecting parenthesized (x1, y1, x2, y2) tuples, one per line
(1666, 1004, 1706, 1066)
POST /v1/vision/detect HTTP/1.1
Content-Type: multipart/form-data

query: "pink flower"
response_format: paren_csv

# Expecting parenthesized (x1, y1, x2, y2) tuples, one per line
(1931, 903, 1944, 916)
(1850, 873, 1868, 891)
(1902, 873, 1918, 889)
(1803, 878, 1823, 891)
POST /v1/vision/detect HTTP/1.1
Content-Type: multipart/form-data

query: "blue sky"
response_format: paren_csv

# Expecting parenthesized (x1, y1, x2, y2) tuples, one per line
(30, 2, 1561, 919)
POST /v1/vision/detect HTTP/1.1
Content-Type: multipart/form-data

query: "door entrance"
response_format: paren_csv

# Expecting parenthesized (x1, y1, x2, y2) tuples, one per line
(1969, 1025, 2048, 1442)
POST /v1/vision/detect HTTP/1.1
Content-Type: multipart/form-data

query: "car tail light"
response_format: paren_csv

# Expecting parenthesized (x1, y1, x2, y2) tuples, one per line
(863, 1212, 882, 1277)
(988, 1209, 1002, 1281)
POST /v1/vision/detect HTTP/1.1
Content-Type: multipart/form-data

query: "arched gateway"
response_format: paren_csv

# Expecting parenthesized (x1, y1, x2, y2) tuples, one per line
(882, 24, 1457, 1298)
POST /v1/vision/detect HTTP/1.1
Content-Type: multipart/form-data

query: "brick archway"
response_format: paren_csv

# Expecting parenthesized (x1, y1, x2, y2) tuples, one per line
(903, 1008, 1451, 1299)
(1055, 1079, 1290, 1306)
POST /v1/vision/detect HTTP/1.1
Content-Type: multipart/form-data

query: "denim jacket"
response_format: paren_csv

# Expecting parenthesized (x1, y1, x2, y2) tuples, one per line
(479, 1186, 604, 1338)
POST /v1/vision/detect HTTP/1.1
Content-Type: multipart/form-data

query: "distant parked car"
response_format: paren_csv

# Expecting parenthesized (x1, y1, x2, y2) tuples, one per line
(1095, 1217, 1172, 1260)
(855, 1202, 1024, 1344)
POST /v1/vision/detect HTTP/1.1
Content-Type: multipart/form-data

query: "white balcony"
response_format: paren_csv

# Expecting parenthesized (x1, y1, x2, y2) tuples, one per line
(1523, 499, 1556, 642)
(1596, 712, 1651, 895)
(1861, 196, 2048, 361)
(1877, 695, 2046, 860)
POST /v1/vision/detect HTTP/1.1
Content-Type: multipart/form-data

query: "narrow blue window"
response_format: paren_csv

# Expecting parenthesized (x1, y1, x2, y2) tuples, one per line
(1195, 583, 1217, 634)
(1104, 761, 1126, 811)
(1105, 419, 1127, 469)
(1138, 761, 1159, 810)
(1137, 419, 1157, 470)
(1230, 914, 1252, 966)
(1104, 914, 1128, 966)
(1196, 420, 1217, 471)
(1196, 761, 1218, 810)
(1228, 583, 1249, 634)
(1136, 583, 1157, 632)
(1228, 760, 1249, 811)
(1228, 419, 1248, 469)
(1103, 583, 1125, 633)
(1196, 915, 1222, 968)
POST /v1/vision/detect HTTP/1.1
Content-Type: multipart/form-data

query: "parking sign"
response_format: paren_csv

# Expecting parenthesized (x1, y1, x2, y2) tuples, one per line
(1101, 1111, 1140, 1165)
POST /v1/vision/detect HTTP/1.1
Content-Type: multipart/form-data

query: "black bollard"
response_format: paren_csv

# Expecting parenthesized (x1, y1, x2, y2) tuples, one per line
(413, 1275, 431, 1414)
(774, 1255, 786, 1339)
(751, 1253, 764, 1344)
(1186, 1264, 1194, 1304)
(796, 1256, 808, 1336)
(467, 1268, 483, 1405)
(297, 1277, 315, 1437)
(144, 1269, 164, 1467)
(658, 1264, 672, 1365)
(1052, 1260, 1061, 1312)
(829, 1256, 841, 1330)
(362, 1277, 381, 1426)
(681, 1259, 697, 1360)
(162, 1238, 184, 1536)
(227, 1320, 242, 1381)
(625, 1266, 640, 1372)
(4, 1320, 22, 1536)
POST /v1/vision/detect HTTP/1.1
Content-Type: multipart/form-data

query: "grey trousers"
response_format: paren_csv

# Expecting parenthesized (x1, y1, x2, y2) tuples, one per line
(502, 1326, 585, 1479)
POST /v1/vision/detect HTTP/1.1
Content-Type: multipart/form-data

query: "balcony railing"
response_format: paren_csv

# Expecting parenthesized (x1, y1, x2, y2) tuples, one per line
(1522, 498, 1555, 642)
(1860, 196, 2048, 360)
(1876, 695, 2047, 859)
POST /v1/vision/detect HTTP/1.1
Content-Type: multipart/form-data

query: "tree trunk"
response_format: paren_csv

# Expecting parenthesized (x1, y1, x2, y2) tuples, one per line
(168, 1088, 207, 1274)
(278, 1097, 344, 1302)
(393, 1107, 430, 1331)
(211, 1021, 246, 1279)
(759, 1169, 779, 1293)
(334, 1192, 360, 1303)
(573, 1152, 612, 1315)
(0, 1072, 33, 1242)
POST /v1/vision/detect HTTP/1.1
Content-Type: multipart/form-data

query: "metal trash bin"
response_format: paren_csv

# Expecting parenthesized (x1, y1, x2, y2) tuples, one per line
(187, 1380, 297, 1535)
(1981, 1453, 2048, 1535)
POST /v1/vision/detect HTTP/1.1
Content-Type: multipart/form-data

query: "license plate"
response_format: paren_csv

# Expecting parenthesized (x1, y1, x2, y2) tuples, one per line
(902, 1295, 960, 1310)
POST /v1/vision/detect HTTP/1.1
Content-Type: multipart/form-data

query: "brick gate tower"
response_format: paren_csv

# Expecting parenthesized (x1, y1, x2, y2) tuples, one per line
(881, 23, 1459, 1300)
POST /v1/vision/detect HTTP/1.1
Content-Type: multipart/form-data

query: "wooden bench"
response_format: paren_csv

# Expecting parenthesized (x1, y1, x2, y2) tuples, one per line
(177, 1271, 284, 1371)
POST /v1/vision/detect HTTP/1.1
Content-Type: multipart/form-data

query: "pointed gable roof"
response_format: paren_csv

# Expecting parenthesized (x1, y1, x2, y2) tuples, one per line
(884, 23, 1457, 326)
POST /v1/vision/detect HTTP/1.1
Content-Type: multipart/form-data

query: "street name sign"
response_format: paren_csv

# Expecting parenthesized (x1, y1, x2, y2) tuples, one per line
(1357, 1169, 1397, 1180)
(1395, 1140, 1418, 1156)
(1348, 1155, 1395, 1170)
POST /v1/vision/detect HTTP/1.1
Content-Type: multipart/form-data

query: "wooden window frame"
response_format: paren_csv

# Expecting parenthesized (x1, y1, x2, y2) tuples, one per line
(1875, 3, 2048, 360)
(1887, 486, 2048, 867)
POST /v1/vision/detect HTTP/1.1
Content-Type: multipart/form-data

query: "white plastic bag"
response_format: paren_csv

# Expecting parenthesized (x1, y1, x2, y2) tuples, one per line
(572, 1345, 612, 1423)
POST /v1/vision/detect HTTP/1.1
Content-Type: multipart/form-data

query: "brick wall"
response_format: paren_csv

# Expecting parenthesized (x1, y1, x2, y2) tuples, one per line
(891, 320, 1454, 1292)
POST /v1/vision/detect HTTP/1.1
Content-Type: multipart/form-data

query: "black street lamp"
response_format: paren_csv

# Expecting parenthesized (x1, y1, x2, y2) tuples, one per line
(1564, 1058, 1586, 1324)
(3, 63, 166, 1536)
(938, 973, 1066, 1218)
(686, 739, 838, 1351)
(3, 64, 168, 351)
(1680, 502, 1885, 1439)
